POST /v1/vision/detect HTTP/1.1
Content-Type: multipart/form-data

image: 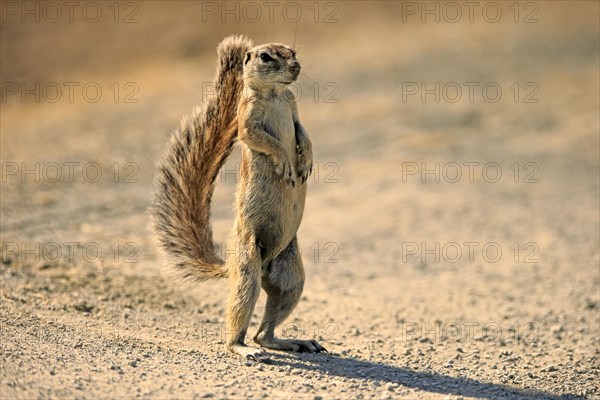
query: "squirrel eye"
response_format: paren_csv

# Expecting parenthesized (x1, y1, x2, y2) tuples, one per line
(260, 53, 274, 62)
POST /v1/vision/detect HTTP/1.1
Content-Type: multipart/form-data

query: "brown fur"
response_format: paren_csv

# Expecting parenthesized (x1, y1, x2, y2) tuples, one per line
(152, 35, 325, 362)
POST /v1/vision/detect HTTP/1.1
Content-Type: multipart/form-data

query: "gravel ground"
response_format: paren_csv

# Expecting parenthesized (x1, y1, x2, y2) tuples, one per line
(1, 2, 599, 399)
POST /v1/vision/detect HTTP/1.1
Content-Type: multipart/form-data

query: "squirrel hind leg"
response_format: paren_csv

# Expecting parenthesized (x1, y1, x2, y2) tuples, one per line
(253, 238, 328, 354)
(225, 237, 263, 359)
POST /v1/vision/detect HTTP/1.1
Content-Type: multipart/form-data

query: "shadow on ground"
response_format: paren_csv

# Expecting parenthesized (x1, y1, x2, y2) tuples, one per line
(267, 353, 581, 400)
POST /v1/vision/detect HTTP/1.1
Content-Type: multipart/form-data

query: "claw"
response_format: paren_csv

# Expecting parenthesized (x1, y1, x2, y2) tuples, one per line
(246, 354, 258, 362)
(246, 354, 271, 364)
(309, 339, 327, 353)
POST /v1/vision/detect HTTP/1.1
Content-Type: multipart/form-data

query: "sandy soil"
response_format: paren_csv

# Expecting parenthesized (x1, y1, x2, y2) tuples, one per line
(1, 1, 599, 399)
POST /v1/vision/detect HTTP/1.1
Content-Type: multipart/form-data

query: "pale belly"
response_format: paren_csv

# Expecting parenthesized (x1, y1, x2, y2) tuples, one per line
(237, 149, 307, 262)
(234, 93, 307, 261)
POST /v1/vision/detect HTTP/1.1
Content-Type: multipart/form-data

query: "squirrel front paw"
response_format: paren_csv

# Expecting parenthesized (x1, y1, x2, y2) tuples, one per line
(274, 158, 297, 188)
(296, 143, 313, 184)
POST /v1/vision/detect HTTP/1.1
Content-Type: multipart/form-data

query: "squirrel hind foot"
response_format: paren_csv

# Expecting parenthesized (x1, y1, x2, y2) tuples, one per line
(229, 344, 269, 363)
(255, 336, 327, 354)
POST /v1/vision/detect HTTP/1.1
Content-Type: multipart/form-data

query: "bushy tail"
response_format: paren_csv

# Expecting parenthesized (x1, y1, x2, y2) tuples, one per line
(152, 35, 253, 281)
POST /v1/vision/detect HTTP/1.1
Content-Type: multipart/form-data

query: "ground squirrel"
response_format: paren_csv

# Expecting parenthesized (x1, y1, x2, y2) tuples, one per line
(152, 35, 325, 362)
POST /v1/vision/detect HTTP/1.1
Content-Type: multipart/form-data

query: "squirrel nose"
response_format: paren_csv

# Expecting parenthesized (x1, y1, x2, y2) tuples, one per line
(290, 62, 301, 75)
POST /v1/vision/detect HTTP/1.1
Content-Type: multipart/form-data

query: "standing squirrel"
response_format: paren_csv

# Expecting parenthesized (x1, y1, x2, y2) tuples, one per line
(152, 35, 325, 362)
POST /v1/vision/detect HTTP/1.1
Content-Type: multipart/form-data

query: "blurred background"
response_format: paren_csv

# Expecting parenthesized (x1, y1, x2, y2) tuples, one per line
(1, 1, 599, 398)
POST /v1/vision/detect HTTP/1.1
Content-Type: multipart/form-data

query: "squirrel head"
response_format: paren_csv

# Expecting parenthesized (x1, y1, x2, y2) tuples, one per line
(243, 43, 300, 89)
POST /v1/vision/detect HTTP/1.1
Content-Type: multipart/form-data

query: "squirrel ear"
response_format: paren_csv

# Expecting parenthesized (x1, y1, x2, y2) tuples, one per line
(244, 52, 252, 66)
